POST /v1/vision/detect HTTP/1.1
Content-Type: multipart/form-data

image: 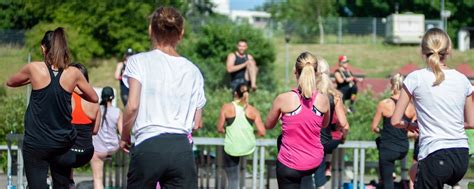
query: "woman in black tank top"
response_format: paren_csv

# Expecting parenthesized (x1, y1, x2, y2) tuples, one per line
(370, 74, 416, 189)
(7, 28, 98, 189)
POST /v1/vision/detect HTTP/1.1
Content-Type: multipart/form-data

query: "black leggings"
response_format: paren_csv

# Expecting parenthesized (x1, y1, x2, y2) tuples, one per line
(23, 144, 72, 189)
(338, 85, 358, 101)
(126, 134, 197, 189)
(378, 148, 407, 189)
(276, 160, 317, 189)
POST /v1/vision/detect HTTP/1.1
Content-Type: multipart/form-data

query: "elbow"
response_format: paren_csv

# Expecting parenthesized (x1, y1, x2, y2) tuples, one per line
(126, 102, 139, 113)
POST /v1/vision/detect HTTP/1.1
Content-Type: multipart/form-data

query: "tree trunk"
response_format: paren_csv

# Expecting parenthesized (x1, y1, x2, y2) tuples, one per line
(318, 13, 324, 44)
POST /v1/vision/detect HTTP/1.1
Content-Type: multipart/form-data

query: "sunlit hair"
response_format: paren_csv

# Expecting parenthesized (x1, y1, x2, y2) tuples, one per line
(421, 28, 452, 86)
(149, 7, 184, 46)
(41, 27, 71, 70)
(295, 52, 319, 98)
(316, 57, 338, 97)
(390, 73, 404, 95)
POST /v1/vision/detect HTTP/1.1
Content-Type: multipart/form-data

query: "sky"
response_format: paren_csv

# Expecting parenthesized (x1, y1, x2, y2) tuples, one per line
(230, 0, 266, 10)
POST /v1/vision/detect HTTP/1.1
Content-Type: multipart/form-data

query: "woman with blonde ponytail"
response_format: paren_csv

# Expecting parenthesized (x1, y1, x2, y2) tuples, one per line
(311, 57, 349, 188)
(217, 83, 265, 189)
(265, 52, 329, 188)
(392, 28, 474, 188)
(371, 73, 415, 189)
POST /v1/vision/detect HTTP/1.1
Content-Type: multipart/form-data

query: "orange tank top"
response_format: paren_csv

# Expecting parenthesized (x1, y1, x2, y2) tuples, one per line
(71, 92, 93, 124)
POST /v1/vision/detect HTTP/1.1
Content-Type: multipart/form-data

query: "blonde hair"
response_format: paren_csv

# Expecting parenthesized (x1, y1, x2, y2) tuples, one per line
(390, 73, 404, 95)
(295, 52, 318, 98)
(316, 57, 338, 97)
(421, 28, 452, 86)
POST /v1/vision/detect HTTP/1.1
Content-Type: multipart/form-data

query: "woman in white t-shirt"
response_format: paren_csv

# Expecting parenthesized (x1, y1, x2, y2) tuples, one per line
(119, 7, 206, 189)
(391, 28, 474, 189)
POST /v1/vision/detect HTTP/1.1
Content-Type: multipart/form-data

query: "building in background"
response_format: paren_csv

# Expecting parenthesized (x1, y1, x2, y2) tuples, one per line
(210, 0, 270, 28)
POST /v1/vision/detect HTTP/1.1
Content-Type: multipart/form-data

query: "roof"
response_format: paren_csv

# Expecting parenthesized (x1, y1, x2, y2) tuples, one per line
(455, 63, 474, 78)
(357, 78, 390, 95)
(397, 63, 419, 76)
(330, 65, 366, 77)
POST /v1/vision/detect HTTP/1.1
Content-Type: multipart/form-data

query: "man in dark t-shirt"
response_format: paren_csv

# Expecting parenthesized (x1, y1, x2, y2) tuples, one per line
(226, 39, 258, 91)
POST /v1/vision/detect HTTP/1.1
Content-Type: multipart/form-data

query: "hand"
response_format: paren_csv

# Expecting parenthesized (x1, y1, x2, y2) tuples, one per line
(120, 139, 131, 153)
(406, 121, 419, 134)
(372, 127, 380, 133)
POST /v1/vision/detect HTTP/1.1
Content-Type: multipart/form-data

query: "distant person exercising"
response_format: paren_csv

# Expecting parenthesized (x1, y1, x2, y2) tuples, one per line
(392, 28, 474, 189)
(265, 52, 329, 189)
(334, 55, 359, 112)
(6, 28, 98, 189)
(120, 7, 206, 189)
(216, 83, 265, 189)
(114, 48, 134, 106)
(371, 73, 415, 189)
(226, 39, 259, 91)
(91, 86, 122, 189)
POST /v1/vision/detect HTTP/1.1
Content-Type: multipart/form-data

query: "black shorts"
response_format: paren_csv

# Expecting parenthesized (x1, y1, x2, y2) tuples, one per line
(414, 148, 469, 189)
(230, 78, 249, 92)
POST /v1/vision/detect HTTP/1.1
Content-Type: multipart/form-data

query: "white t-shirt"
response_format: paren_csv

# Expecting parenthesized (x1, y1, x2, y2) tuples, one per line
(122, 49, 206, 145)
(404, 68, 473, 160)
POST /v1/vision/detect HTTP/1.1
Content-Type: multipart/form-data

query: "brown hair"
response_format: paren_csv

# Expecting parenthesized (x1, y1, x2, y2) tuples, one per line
(41, 27, 71, 70)
(295, 52, 319, 98)
(421, 28, 452, 86)
(149, 7, 184, 46)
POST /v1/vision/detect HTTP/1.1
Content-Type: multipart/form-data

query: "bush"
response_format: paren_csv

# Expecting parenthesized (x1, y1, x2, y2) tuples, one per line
(0, 94, 26, 172)
(179, 21, 276, 90)
(25, 22, 104, 67)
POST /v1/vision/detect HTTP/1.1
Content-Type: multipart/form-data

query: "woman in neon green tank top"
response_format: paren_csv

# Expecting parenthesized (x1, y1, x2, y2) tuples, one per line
(217, 83, 265, 189)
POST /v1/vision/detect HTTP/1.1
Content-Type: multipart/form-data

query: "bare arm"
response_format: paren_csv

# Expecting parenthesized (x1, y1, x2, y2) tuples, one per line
(120, 78, 141, 153)
(334, 72, 344, 84)
(6, 64, 31, 87)
(74, 70, 98, 103)
(265, 95, 282, 130)
(92, 106, 101, 135)
(371, 101, 384, 133)
(114, 63, 124, 80)
(117, 111, 123, 136)
(216, 104, 228, 134)
(464, 95, 474, 129)
(391, 86, 411, 129)
(251, 107, 266, 137)
(226, 53, 247, 73)
(193, 109, 203, 131)
(334, 96, 349, 130)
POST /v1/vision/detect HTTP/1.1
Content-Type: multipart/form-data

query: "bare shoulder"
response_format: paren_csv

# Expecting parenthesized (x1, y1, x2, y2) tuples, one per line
(246, 104, 259, 114)
(247, 54, 254, 59)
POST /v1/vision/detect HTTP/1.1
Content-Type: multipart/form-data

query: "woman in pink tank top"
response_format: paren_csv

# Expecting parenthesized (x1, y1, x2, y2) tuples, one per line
(265, 52, 330, 189)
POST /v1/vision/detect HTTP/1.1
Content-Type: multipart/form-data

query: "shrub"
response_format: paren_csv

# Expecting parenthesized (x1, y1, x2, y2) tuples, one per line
(179, 21, 276, 90)
(25, 22, 104, 67)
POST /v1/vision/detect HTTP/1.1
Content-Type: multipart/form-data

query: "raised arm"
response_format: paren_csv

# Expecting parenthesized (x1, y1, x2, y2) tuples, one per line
(265, 94, 283, 130)
(391, 86, 412, 129)
(371, 101, 384, 133)
(7, 63, 31, 87)
(334, 96, 349, 130)
(226, 53, 247, 73)
(120, 77, 141, 153)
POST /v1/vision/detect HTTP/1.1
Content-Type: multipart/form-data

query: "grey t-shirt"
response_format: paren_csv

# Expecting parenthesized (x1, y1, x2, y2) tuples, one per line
(404, 68, 473, 160)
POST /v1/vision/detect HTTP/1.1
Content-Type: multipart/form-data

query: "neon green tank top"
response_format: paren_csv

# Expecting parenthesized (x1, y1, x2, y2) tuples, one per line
(224, 101, 256, 156)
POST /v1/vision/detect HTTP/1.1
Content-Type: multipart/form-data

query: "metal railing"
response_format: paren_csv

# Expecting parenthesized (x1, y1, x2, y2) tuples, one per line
(4, 136, 406, 189)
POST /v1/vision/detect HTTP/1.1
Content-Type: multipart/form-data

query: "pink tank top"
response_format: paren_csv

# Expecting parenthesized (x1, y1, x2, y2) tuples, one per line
(278, 89, 325, 171)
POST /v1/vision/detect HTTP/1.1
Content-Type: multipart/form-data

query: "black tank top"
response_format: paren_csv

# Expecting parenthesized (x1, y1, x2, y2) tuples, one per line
(24, 63, 77, 149)
(320, 94, 335, 145)
(230, 53, 248, 81)
(336, 69, 352, 89)
(379, 98, 409, 152)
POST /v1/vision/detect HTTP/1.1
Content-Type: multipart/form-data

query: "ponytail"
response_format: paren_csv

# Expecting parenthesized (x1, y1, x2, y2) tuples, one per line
(295, 52, 318, 98)
(299, 63, 317, 98)
(41, 27, 71, 70)
(316, 57, 337, 97)
(421, 28, 451, 86)
(427, 52, 444, 86)
(390, 73, 404, 95)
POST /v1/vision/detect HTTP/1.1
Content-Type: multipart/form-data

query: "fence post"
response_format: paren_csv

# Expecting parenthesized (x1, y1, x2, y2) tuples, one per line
(252, 148, 258, 189)
(372, 17, 377, 44)
(353, 149, 358, 189)
(359, 148, 366, 189)
(259, 146, 265, 189)
(338, 17, 342, 44)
